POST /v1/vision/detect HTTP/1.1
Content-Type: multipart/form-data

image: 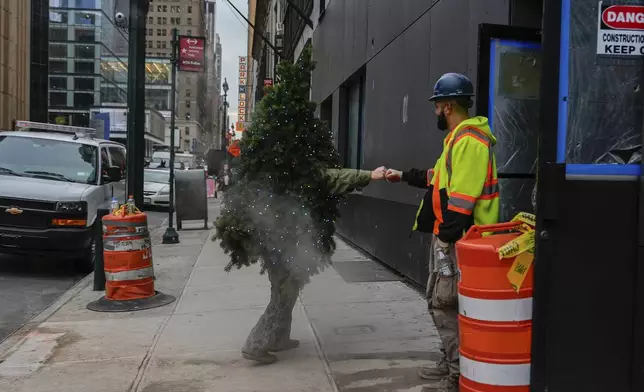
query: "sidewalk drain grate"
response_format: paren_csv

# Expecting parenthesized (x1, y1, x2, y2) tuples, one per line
(334, 325, 374, 335)
(332, 260, 402, 283)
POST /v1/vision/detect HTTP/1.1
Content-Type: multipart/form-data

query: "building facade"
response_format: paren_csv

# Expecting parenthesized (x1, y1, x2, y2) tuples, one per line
(248, 0, 542, 286)
(0, 0, 30, 130)
(31, 0, 50, 122)
(48, 0, 129, 127)
(145, 0, 209, 157)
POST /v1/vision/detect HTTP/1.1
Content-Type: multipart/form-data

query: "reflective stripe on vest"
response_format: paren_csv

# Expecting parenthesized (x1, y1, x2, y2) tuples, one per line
(460, 356, 531, 386)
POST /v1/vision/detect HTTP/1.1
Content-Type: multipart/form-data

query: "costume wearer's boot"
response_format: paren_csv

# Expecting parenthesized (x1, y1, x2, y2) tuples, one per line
(420, 375, 458, 392)
(241, 350, 278, 364)
(268, 339, 300, 352)
(418, 357, 450, 380)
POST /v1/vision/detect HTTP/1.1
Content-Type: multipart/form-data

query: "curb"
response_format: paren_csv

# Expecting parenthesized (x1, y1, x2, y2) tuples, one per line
(0, 272, 93, 356)
(0, 220, 170, 357)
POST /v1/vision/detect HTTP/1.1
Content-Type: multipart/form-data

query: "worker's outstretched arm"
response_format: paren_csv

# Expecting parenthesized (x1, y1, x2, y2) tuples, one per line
(438, 137, 489, 244)
(386, 168, 434, 189)
(324, 167, 385, 196)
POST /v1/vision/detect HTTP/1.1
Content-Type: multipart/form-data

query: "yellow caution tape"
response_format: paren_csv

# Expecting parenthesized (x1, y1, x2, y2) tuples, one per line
(507, 250, 534, 293)
(498, 229, 535, 259)
(511, 212, 536, 228)
(499, 211, 537, 293)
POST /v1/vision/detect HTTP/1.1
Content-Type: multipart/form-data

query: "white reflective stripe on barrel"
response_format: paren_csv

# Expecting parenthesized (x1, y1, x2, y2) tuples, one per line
(103, 237, 151, 252)
(105, 266, 154, 282)
(458, 294, 532, 322)
(460, 356, 530, 386)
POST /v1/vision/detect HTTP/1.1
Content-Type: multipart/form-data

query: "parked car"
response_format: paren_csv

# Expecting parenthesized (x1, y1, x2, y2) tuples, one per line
(143, 169, 172, 208)
(0, 121, 126, 272)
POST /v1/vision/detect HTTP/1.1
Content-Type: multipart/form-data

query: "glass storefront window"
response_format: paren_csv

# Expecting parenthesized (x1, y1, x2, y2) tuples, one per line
(558, 0, 644, 175)
(100, 85, 127, 104)
(100, 59, 128, 84)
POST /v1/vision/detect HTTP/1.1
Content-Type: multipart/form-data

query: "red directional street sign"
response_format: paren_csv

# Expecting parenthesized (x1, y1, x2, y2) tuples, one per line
(178, 36, 205, 72)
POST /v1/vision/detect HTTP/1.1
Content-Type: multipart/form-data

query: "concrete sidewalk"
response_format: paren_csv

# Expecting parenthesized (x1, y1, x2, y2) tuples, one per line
(0, 200, 441, 392)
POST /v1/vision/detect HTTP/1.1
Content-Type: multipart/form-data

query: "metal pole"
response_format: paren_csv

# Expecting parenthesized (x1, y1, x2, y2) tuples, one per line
(93, 208, 109, 291)
(163, 28, 180, 244)
(222, 94, 227, 148)
(125, 0, 147, 209)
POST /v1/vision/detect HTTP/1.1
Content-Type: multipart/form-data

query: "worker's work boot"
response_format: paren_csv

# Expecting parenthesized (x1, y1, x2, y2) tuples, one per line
(418, 358, 449, 380)
(420, 375, 458, 392)
(241, 350, 278, 364)
(268, 338, 300, 352)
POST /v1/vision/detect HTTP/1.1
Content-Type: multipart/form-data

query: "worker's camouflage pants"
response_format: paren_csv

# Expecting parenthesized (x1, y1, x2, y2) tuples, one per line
(426, 235, 460, 377)
(242, 262, 301, 354)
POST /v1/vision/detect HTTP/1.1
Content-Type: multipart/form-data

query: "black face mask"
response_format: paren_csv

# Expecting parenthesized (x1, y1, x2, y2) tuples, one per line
(437, 110, 448, 131)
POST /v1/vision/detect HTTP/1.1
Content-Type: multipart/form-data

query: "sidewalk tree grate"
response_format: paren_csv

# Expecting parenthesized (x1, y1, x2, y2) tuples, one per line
(332, 260, 402, 283)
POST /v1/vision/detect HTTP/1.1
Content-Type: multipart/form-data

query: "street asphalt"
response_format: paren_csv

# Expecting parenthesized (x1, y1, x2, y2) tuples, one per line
(0, 208, 168, 343)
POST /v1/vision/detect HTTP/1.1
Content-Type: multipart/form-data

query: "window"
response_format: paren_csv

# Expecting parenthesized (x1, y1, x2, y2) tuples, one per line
(49, 44, 67, 58)
(75, 29, 95, 42)
(186, 100, 191, 108)
(162, 17, 167, 25)
(157, 17, 162, 24)
(184, 140, 190, 150)
(49, 10, 69, 24)
(163, 5, 167, 12)
(50, 77, 67, 90)
(0, 135, 99, 185)
(100, 148, 110, 177)
(171, 5, 181, 13)
(185, 113, 191, 120)
(186, 77, 191, 84)
(157, 28, 162, 35)
(49, 61, 67, 73)
(176, 17, 181, 24)
(148, 40, 154, 48)
(187, 17, 192, 25)
(161, 41, 167, 49)
(108, 147, 127, 179)
(157, 41, 162, 48)
(148, 29, 153, 35)
(157, 5, 162, 12)
(186, 89, 191, 97)
(74, 93, 95, 108)
(185, 127, 190, 135)
(148, 17, 153, 24)
(50, 27, 67, 41)
(74, 61, 94, 74)
(187, 29, 192, 36)
(319, 0, 326, 17)
(75, 45, 95, 59)
(49, 92, 67, 107)
(163, 29, 168, 36)
(74, 78, 95, 91)
(188, 6, 192, 13)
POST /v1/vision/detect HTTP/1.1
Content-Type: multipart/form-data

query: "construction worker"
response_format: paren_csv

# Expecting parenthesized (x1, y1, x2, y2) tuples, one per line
(385, 73, 500, 392)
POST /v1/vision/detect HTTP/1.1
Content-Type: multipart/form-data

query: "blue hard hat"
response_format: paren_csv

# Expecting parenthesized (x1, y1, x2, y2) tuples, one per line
(429, 73, 475, 101)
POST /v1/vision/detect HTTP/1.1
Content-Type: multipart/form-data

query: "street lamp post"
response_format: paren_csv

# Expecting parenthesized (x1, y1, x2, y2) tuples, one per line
(222, 78, 229, 149)
(162, 28, 180, 245)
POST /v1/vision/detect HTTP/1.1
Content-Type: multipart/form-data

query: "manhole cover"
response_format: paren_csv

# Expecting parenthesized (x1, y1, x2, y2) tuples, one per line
(334, 325, 375, 335)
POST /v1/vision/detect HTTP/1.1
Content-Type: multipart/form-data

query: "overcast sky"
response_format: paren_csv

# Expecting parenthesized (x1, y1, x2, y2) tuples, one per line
(217, 0, 249, 125)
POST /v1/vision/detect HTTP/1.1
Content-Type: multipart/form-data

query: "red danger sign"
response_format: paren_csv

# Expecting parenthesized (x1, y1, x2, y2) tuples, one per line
(597, 1, 644, 57)
(602, 5, 644, 30)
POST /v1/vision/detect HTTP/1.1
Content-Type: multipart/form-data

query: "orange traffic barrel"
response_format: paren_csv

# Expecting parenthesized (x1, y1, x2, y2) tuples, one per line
(102, 212, 155, 301)
(455, 221, 533, 392)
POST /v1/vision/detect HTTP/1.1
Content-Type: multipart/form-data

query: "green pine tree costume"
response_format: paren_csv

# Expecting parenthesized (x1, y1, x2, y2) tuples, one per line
(212, 46, 381, 364)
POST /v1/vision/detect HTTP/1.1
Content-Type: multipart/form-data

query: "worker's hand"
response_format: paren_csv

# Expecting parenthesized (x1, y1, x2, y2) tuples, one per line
(371, 166, 387, 180)
(386, 169, 403, 183)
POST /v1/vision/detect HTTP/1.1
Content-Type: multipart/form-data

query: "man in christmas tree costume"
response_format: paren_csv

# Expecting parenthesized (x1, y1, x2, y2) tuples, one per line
(213, 46, 386, 364)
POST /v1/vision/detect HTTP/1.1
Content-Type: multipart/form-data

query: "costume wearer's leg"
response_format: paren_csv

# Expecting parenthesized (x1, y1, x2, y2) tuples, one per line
(242, 264, 301, 362)
(270, 275, 301, 351)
